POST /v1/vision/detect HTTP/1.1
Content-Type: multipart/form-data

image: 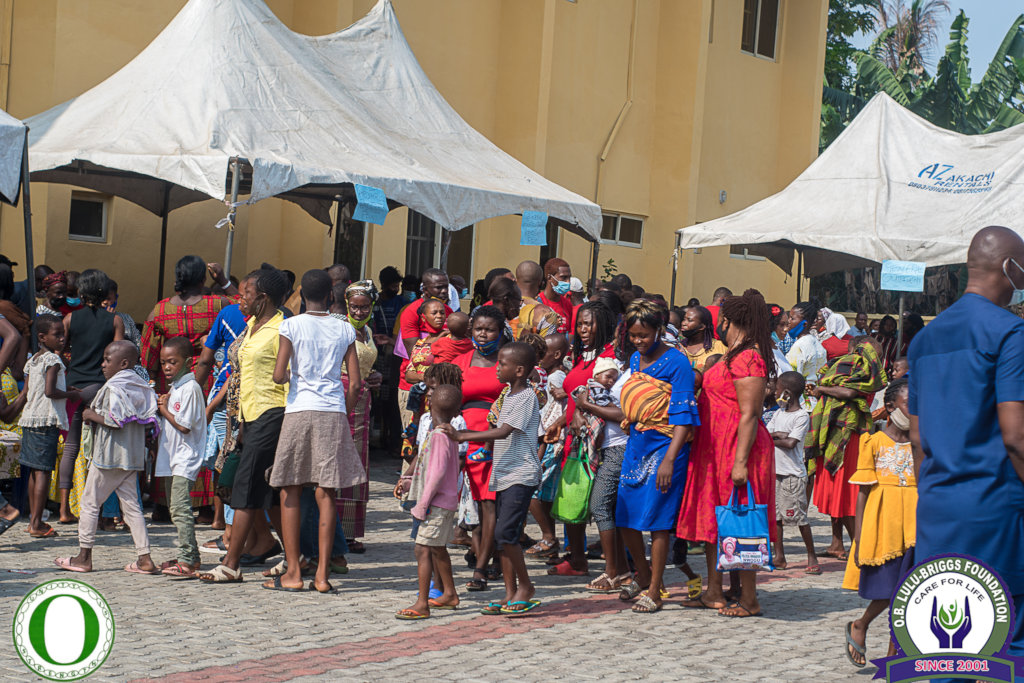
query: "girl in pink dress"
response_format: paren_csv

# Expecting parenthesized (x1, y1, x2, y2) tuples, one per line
(677, 289, 777, 618)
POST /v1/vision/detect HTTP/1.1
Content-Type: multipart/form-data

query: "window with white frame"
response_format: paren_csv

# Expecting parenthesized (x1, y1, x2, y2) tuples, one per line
(729, 246, 767, 261)
(68, 192, 109, 243)
(741, 0, 779, 60)
(600, 213, 644, 247)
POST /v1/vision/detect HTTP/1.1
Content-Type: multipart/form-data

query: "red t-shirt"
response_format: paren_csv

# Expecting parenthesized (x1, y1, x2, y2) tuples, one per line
(539, 291, 573, 334)
(707, 305, 721, 339)
(431, 336, 473, 365)
(397, 298, 452, 390)
(822, 334, 852, 360)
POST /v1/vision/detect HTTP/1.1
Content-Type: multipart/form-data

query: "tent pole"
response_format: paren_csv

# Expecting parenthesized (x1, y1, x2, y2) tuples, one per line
(670, 232, 680, 308)
(156, 182, 170, 300)
(439, 228, 451, 271)
(224, 158, 240, 278)
(796, 249, 804, 301)
(20, 130, 34, 321)
(897, 293, 905, 356)
(589, 240, 600, 291)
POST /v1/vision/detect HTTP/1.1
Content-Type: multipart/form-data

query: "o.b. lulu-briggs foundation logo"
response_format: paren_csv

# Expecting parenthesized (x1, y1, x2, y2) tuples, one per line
(881, 555, 1021, 682)
(12, 579, 114, 680)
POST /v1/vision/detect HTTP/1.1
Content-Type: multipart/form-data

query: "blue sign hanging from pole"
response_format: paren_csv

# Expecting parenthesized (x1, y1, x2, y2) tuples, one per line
(880, 260, 926, 292)
(352, 184, 389, 225)
(520, 210, 548, 246)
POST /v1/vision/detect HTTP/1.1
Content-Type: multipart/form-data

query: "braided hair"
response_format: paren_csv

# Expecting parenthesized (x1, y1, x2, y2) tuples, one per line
(884, 377, 909, 406)
(424, 361, 463, 388)
(686, 306, 716, 352)
(572, 300, 617, 362)
(174, 255, 206, 294)
(254, 267, 289, 318)
(792, 299, 821, 329)
(719, 289, 776, 378)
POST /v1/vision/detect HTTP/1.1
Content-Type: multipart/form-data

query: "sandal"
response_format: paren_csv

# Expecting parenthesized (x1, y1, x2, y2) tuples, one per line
(618, 579, 646, 601)
(308, 580, 338, 594)
(54, 557, 90, 573)
(632, 594, 662, 614)
(585, 573, 618, 593)
(465, 577, 489, 592)
(200, 538, 228, 554)
(525, 539, 559, 558)
(395, 608, 429, 620)
(28, 526, 57, 538)
(348, 540, 366, 554)
(681, 594, 727, 610)
(845, 621, 867, 668)
(686, 576, 703, 599)
(427, 598, 458, 610)
(805, 565, 822, 575)
(124, 560, 160, 575)
(546, 560, 589, 577)
(262, 576, 304, 592)
(501, 600, 541, 617)
(162, 561, 199, 580)
(198, 564, 244, 583)
(479, 601, 507, 616)
(0, 517, 17, 536)
(718, 602, 763, 618)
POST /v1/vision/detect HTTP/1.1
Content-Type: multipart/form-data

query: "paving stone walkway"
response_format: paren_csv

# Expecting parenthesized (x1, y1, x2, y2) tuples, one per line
(0, 462, 885, 682)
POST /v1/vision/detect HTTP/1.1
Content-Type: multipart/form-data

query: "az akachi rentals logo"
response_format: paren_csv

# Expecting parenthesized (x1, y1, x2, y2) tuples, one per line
(907, 162, 995, 195)
(878, 554, 1022, 682)
(12, 579, 114, 680)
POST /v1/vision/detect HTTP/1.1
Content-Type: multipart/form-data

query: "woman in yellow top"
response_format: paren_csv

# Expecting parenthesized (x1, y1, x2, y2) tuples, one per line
(201, 269, 290, 584)
(842, 377, 915, 668)
(679, 306, 727, 372)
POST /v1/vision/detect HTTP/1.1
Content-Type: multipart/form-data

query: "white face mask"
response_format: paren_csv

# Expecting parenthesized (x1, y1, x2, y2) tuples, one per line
(889, 406, 910, 431)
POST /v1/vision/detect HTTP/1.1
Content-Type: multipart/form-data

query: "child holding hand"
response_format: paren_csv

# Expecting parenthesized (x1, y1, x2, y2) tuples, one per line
(442, 341, 542, 617)
(19, 314, 80, 538)
(55, 341, 159, 574)
(396, 384, 463, 620)
(155, 336, 208, 579)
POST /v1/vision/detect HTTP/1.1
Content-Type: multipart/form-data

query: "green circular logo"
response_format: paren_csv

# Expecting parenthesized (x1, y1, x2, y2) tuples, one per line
(890, 555, 1012, 657)
(12, 579, 114, 680)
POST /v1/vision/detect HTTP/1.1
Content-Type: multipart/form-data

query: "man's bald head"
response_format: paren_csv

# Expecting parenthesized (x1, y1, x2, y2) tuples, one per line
(515, 261, 543, 297)
(965, 226, 1024, 307)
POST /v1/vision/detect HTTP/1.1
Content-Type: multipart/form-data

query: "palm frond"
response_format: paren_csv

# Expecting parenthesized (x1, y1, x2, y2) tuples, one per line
(854, 52, 912, 105)
(965, 14, 1024, 133)
(823, 85, 866, 120)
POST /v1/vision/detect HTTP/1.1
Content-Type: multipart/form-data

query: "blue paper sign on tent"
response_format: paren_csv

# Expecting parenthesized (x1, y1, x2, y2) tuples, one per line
(880, 260, 926, 293)
(352, 184, 389, 225)
(520, 210, 548, 246)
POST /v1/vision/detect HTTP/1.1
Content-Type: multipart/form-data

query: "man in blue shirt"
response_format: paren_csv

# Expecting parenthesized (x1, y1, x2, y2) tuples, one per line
(909, 226, 1024, 674)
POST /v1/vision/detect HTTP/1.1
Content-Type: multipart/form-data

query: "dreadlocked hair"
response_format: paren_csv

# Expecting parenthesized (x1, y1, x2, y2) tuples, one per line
(572, 300, 617, 362)
(884, 377, 909, 406)
(423, 362, 463, 388)
(719, 289, 776, 379)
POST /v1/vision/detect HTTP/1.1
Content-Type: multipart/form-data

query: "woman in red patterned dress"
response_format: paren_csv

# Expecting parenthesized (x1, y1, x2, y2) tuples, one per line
(677, 289, 777, 618)
(454, 305, 508, 591)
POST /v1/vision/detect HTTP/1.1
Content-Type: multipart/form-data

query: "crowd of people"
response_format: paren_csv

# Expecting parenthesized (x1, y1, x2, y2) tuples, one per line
(4, 227, 1024, 672)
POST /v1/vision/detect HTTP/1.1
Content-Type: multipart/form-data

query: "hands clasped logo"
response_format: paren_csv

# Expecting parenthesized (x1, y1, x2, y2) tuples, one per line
(12, 579, 114, 680)
(881, 555, 1019, 682)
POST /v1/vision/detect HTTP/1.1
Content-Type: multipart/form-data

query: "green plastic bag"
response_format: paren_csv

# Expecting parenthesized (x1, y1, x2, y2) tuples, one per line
(550, 442, 594, 524)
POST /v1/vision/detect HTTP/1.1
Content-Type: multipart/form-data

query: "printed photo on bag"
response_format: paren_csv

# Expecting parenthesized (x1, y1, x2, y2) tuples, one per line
(717, 536, 771, 571)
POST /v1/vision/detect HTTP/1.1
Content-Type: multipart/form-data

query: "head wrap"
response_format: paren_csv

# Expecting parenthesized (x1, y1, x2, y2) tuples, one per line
(42, 271, 68, 290)
(817, 307, 851, 341)
(345, 279, 378, 303)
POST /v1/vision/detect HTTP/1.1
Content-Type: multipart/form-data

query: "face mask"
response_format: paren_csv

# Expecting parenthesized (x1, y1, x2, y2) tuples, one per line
(66, 297, 81, 307)
(421, 316, 444, 334)
(680, 326, 703, 340)
(716, 322, 728, 341)
(472, 336, 501, 356)
(666, 323, 680, 338)
(404, 291, 416, 303)
(889, 406, 911, 430)
(788, 320, 806, 339)
(348, 314, 371, 330)
(461, 288, 469, 299)
(775, 390, 790, 409)
(1004, 259, 1024, 306)
(552, 280, 571, 296)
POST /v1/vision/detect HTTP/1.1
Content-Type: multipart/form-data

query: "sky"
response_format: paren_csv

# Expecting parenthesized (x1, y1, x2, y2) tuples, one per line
(851, 2, 1023, 82)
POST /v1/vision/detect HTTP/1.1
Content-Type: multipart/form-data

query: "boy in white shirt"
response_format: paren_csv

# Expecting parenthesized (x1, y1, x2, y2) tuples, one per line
(156, 336, 208, 579)
(767, 371, 818, 574)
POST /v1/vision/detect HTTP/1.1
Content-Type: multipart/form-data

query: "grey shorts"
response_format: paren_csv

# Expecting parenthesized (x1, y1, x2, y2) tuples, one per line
(775, 474, 808, 526)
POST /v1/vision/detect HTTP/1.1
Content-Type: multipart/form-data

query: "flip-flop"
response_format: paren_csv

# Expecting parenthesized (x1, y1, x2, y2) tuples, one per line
(124, 561, 160, 575)
(262, 576, 304, 592)
(546, 560, 589, 577)
(28, 526, 57, 538)
(681, 594, 727, 610)
(845, 621, 867, 668)
(308, 580, 338, 594)
(718, 602, 763, 618)
(480, 601, 507, 616)
(427, 598, 458, 610)
(162, 561, 200, 580)
(57, 518, 78, 525)
(395, 608, 429, 620)
(805, 565, 823, 575)
(54, 557, 90, 573)
(0, 517, 17, 536)
(501, 600, 541, 617)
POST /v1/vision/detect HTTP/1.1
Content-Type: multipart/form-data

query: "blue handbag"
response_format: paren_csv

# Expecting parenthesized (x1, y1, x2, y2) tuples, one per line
(715, 482, 773, 572)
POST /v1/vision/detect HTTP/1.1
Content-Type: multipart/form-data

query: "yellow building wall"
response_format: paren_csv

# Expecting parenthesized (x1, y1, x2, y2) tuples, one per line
(0, 0, 827, 320)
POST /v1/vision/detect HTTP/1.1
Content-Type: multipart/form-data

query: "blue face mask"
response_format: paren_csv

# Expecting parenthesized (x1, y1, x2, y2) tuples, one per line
(404, 291, 416, 303)
(460, 288, 469, 299)
(552, 280, 571, 296)
(787, 320, 806, 339)
(66, 296, 81, 307)
(1005, 259, 1024, 306)
(472, 336, 501, 356)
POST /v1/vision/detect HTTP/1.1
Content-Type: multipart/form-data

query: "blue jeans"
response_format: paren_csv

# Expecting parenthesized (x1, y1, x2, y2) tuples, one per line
(299, 488, 347, 559)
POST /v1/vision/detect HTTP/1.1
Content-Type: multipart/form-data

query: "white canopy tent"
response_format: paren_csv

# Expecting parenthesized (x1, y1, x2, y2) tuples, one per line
(676, 94, 1024, 283)
(0, 109, 35, 315)
(26, 0, 601, 291)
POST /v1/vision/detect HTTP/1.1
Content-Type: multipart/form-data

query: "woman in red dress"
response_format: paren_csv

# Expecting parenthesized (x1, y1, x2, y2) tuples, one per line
(454, 305, 508, 591)
(543, 300, 619, 576)
(678, 289, 777, 618)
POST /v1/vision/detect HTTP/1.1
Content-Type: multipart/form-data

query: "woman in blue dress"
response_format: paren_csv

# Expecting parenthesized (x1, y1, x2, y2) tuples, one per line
(615, 299, 700, 613)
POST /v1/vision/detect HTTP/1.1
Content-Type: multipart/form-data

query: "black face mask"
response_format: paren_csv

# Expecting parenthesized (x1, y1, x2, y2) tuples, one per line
(680, 326, 703, 340)
(716, 322, 728, 341)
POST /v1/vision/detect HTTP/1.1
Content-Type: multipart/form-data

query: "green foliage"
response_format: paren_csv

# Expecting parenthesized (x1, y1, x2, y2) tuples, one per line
(601, 258, 618, 280)
(825, 0, 879, 91)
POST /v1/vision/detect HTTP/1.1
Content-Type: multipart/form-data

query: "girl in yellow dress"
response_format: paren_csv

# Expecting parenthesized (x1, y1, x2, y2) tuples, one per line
(842, 377, 915, 668)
